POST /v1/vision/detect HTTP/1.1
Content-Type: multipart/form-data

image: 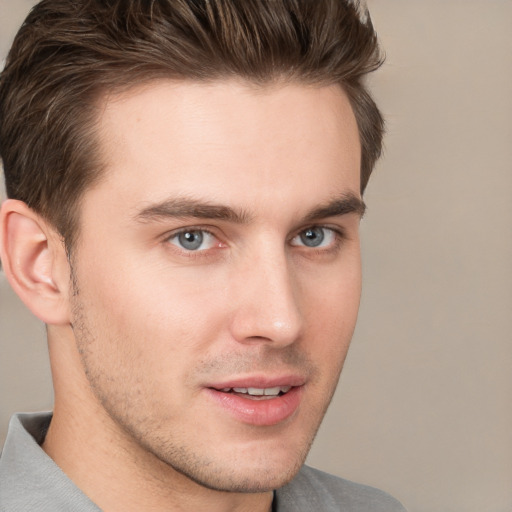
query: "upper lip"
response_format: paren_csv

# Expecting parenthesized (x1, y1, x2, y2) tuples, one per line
(207, 374, 306, 390)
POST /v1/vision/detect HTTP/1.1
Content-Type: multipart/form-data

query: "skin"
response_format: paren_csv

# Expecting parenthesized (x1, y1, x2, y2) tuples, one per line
(2, 80, 363, 512)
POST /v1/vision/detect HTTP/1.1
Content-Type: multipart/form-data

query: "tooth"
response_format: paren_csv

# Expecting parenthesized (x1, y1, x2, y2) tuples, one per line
(229, 386, 293, 396)
(247, 388, 265, 396)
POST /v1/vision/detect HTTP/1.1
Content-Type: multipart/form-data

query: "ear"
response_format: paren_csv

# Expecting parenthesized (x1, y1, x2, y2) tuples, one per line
(0, 199, 71, 325)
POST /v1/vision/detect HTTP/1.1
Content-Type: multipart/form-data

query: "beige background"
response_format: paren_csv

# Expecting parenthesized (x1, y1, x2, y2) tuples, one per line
(1, 1, 511, 511)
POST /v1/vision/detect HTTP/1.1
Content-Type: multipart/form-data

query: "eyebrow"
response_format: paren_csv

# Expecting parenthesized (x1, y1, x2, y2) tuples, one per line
(303, 193, 366, 221)
(134, 193, 365, 224)
(134, 197, 252, 224)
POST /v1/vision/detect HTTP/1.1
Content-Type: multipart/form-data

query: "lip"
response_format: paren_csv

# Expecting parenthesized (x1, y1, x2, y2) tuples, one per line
(204, 375, 305, 427)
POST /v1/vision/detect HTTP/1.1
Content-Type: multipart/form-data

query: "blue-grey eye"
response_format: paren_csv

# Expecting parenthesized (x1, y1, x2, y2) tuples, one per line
(176, 230, 204, 250)
(168, 229, 220, 252)
(291, 227, 336, 248)
(299, 227, 325, 247)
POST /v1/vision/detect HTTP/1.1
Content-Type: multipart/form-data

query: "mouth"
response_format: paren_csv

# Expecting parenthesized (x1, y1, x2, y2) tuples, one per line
(204, 379, 304, 426)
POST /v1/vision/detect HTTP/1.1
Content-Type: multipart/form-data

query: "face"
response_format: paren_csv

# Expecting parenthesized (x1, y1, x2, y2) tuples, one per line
(68, 80, 362, 492)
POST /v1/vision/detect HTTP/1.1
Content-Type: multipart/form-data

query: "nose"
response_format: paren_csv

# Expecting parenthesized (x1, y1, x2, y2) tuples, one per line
(228, 248, 304, 347)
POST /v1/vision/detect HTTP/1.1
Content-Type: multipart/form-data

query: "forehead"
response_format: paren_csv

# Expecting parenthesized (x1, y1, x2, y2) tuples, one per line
(89, 79, 361, 218)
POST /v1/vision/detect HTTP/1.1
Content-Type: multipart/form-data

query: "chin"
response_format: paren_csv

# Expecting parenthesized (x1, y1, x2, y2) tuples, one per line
(175, 458, 303, 494)
(148, 433, 311, 494)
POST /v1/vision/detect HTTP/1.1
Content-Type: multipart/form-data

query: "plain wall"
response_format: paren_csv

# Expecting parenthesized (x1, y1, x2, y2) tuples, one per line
(1, 1, 511, 511)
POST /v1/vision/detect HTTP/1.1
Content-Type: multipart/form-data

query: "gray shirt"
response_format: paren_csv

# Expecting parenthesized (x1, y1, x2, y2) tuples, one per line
(0, 413, 406, 511)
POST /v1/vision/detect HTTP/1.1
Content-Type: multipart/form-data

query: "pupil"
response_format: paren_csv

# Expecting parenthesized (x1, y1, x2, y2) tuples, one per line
(179, 230, 203, 250)
(300, 227, 324, 247)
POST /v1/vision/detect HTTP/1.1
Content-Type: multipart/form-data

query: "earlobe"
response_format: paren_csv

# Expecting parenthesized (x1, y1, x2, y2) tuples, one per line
(0, 199, 71, 325)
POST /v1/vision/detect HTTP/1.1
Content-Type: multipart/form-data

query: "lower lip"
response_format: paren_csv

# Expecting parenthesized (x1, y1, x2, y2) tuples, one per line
(204, 386, 303, 426)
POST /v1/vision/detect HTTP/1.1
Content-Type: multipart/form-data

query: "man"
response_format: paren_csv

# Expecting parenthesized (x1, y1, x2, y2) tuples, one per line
(0, 1, 406, 510)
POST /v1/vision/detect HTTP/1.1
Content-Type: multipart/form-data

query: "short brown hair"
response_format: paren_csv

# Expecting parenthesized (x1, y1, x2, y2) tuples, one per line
(0, 0, 384, 251)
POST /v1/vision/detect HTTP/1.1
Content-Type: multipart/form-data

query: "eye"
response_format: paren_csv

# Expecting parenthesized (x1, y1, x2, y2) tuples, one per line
(168, 229, 218, 251)
(291, 226, 337, 248)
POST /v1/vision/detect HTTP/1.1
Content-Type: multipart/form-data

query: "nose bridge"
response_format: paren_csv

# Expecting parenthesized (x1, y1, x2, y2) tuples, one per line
(229, 241, 303, 346)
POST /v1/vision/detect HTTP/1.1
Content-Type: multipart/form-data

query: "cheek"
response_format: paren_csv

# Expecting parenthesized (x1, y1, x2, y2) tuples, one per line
(300, 260, 362, 362)
(74, 254, 229, 370)
(303, 250, 362, 314)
